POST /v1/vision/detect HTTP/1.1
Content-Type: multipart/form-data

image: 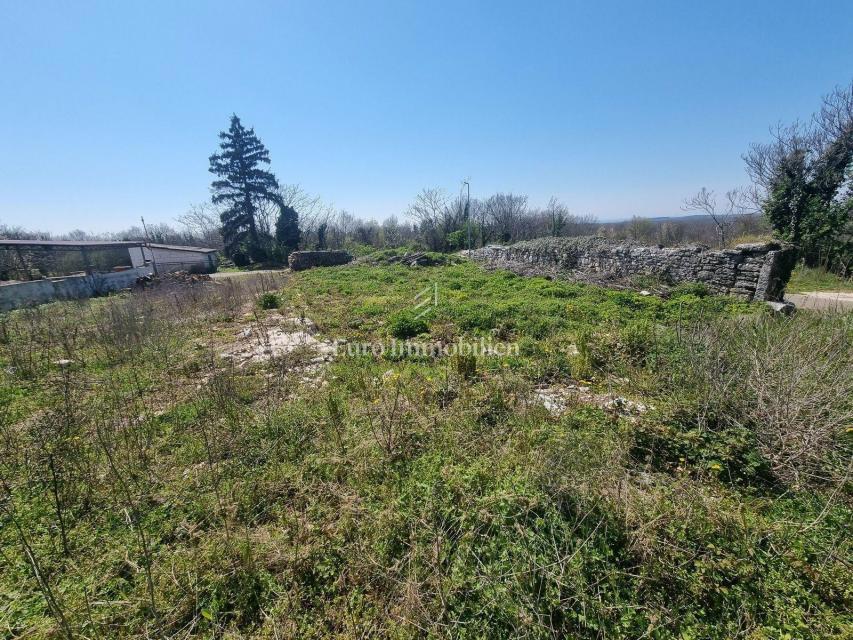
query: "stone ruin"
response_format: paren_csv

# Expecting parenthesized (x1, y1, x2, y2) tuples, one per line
(469, 237, 796, 301)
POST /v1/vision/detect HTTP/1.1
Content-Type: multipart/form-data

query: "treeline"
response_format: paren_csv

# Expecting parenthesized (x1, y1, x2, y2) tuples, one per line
(3, 82, 849, 272)
(0, 204, 769, 259)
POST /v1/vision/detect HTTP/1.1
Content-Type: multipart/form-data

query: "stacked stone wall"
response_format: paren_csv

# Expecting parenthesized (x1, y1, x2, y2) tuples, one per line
(469, 237, 795, 301)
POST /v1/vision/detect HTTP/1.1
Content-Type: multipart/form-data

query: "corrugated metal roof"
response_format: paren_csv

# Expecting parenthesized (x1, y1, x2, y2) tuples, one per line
(147, 243, 218, 253)
(0, 240, 218, 253)
(0, 239, 144, 249)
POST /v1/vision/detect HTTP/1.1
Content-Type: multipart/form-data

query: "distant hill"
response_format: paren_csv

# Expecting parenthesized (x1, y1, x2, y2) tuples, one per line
(603, 213, 761, 224)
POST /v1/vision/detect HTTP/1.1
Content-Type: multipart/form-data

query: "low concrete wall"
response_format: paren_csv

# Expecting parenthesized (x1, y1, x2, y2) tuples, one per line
(0, 266, 153, 312)
(469, 237, 796, 301)
(288, 250, 353, 271)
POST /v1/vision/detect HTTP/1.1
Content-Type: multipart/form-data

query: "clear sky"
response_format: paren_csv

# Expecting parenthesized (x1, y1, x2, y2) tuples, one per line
(1, 0, 851, 233)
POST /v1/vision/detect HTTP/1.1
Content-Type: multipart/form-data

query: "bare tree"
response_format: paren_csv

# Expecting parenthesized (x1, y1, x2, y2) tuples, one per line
(682, 187, 753, 248)
(405, 188, 465, 250)
(626, 215, 655, 243)
(278, 183, 330, 247)
(255, 199, 279, 240)
(250, 183, 346, 251)
(484, 193, 527, 243)
(406, 188, 447, 227)
(564, 212, 598, 238)
(382, 215, 403, 247)
(176, 203, 223, 248)
(545, 197, 569, 237)
(742, 84, 852, 202)
(298, 201, 336, 249)
(656, 221, 684, 246)
(0, 223, 52, 241)
(329, 210, 357, 248)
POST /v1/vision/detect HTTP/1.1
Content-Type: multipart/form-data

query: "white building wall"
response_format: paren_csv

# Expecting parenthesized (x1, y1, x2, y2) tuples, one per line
(0, 266, 153, 312)
(143, 247, 215, 273)
(128, 247, 146, 268)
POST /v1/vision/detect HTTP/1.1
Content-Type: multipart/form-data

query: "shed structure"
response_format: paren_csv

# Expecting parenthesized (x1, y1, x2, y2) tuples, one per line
(0, 239, 218, 311)
(128, 244, 219, 274)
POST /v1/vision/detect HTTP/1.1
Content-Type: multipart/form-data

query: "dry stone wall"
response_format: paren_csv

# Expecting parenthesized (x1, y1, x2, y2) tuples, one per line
(469, 237, 795, 301)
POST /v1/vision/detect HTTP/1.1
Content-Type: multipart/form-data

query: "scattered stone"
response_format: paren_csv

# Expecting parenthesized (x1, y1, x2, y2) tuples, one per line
(633, 471, 655, 487)
(358, 251, 458, 267)
(135, 270, 214, 290)
(535, 383, 650, 417)
(283, 316, 317, 332)
(765, 300, 796, 315)
(220, 321, 336, 368)
(602, 396, 648, 413)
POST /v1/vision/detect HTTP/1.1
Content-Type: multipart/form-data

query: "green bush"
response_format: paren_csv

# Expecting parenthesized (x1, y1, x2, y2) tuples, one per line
(617, 320, 655, 366)
(257, 292, 281, 310)
(445, 229, 467, 250)
(453, 353, 477, 380)
(575, 327, 616, 377)
(671, 282, 710, 298)
(232, 250, 251, 267)
(632, 404, 773, 485)
(387, 312, 428, 338)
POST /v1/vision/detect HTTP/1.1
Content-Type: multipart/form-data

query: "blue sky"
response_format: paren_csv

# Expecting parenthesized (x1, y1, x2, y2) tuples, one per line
(1, 0, 851, 233)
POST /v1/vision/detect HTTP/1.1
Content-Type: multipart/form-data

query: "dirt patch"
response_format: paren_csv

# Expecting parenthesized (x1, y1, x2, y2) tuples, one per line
(219, 315, 338, 369)
(785, 291, 853, 311)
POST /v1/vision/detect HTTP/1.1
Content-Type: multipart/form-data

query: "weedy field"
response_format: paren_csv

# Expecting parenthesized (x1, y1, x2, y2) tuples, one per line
(0, 262, 851, 639)
(786, 264, 853, 293)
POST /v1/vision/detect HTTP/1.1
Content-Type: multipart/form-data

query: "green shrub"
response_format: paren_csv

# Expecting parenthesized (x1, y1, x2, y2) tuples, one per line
(632, 404, 773, 485)
(617, 320, 655, 366)
(453, 353, 477, 380)
(232, 250, 251, 267)
(671, 282, 710, 298)
(575, 327, 616, 377)
(445, 229, 467, 250)
(257, 292, 281, 309)
(451, 303, 497, 331)
(388, 312, 428, 338)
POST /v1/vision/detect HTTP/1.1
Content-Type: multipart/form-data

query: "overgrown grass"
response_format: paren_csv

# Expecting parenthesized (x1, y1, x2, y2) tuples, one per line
(0, 264, 850, 638)
(787, 263, 853, 293)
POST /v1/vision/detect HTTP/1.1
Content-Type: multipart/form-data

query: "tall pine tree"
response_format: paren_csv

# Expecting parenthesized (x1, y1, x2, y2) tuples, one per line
(275, 205, 301, 262)
(209, 114, 280, 261)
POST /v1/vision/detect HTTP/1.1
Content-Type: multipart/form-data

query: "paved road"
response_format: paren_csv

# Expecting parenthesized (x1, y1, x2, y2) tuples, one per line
(785, 291, 853, 311)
